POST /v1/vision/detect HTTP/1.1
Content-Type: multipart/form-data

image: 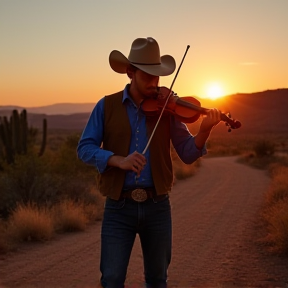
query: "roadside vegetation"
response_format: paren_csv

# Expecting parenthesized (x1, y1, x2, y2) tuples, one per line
(200, 129, 288, 255)
(0, 110, 287, 256)
(0, 111, 104, 253)
(0, 112, 199, 254)
(237, 137, 288, 255)
(0, 132, 104, 253)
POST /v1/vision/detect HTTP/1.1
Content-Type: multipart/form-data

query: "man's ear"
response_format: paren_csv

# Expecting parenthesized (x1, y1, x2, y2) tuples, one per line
(126, 66, 134, 79)
(127, 65, 138, 79)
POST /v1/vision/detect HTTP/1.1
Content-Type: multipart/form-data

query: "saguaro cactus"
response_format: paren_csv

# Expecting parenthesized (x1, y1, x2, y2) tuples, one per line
(38, 118, 47, 157)
(0, 109, 47, 164)
(0, 116, 14, 164)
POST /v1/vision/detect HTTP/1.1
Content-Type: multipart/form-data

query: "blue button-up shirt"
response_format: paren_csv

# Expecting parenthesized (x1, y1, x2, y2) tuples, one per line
(77, 84, 206, 189)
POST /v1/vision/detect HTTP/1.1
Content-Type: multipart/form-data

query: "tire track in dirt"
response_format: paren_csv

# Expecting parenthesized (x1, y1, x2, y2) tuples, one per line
(1, 157, 288, 288)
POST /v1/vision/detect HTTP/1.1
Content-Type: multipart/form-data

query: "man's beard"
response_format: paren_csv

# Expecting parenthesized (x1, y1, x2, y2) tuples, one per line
(144, 86, 159, 98)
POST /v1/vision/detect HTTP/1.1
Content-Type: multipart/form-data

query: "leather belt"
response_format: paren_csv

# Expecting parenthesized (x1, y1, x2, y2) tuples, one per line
(121, 188, 167, 202)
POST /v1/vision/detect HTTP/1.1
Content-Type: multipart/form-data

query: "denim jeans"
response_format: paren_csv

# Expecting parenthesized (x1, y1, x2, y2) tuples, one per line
(100, 195, 172, 288)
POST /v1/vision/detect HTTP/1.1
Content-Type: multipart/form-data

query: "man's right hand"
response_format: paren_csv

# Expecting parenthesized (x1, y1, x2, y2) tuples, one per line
(107, 151, 146, 177)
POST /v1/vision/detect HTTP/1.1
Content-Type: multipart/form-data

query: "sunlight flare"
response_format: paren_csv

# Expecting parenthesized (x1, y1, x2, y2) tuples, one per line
(205, 83, 225, 100)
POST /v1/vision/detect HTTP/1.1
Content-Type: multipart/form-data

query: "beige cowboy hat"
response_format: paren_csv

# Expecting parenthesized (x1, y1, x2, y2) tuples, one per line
(109, 37, 176, 76)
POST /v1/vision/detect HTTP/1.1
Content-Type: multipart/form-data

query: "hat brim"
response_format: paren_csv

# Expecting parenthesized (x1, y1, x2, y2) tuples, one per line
(109, 50, 176, 76)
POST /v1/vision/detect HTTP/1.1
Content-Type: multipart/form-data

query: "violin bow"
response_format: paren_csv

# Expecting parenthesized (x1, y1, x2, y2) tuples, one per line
(142, 45, 190, 155)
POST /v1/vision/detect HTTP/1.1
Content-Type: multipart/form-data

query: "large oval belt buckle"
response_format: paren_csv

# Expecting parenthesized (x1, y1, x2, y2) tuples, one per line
(131, 189, 147, 202)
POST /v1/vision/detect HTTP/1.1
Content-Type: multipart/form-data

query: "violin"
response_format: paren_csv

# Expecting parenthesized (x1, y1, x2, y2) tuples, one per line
(141, 86, 241, 131)
(141, 45, 241, 155)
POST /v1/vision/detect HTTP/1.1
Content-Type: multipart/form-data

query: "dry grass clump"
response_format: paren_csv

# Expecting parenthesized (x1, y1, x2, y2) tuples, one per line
(171, 146, 201, 183)
(265, 166, 288, 204)
(262, 200, 288, 255)
(0, 194, 104, 254)
(261, 165, 288, 254)
(173, 158, 201, 181)
(240, 151, 282, 170)
(8, 203, 54, 242)
(77, 187, 105, 223)
(52, 200, 88, 232)
(237, 137, 288, 255)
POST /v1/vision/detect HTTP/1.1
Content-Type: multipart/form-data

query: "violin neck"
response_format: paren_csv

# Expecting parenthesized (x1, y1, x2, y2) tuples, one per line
(177, 97, 240, 129)
(177, 97, 209, 114)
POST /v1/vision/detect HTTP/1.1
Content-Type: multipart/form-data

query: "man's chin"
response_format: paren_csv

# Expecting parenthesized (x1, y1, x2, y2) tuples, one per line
(146, 88, 158, 98)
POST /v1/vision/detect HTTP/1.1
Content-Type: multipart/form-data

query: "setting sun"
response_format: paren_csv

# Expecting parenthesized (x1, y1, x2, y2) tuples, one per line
(205, 83, 225, 100)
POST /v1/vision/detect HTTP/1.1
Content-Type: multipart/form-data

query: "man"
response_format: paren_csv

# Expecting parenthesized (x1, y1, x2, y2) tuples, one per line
(77, 37, 221, 288)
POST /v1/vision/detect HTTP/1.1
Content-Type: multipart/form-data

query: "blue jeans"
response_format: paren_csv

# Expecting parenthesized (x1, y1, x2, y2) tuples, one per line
(100, 196, 172, 288)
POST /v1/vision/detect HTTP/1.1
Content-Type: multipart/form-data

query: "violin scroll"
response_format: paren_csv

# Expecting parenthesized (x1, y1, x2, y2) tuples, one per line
(221, 112, 241, 132)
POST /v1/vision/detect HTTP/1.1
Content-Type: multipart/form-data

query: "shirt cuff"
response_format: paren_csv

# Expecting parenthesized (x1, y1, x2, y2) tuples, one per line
(96, 151, 114, 173)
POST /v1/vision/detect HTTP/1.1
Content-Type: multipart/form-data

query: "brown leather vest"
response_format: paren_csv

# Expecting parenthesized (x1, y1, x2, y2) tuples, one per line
(96, 90, 173, 200)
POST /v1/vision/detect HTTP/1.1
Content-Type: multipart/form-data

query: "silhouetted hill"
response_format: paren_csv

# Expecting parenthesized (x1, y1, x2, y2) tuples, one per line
(205, 88, 288, 134)
(28, 113, 91, 131)
(0, 103, 96, 115)
(1, 89, 287, 134)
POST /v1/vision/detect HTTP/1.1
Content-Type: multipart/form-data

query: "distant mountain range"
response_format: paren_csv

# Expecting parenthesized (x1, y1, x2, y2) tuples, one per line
(0, 103, 96, 115)
(1, 89, 287, 134)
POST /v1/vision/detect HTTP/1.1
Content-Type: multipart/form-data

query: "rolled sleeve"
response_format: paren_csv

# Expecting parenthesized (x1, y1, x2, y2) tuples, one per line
(170, 117, 207, 164)
(77, 98, 114, 173)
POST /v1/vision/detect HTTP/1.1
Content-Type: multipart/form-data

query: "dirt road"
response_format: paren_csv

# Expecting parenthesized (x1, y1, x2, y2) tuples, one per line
(1, 157, 287, 288)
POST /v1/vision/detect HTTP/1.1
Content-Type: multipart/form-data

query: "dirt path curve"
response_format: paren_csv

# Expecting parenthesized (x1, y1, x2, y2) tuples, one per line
(1, 157, 288, 288)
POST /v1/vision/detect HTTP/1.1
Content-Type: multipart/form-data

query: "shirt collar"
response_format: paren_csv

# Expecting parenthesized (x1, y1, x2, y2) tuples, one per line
(122, 84, 137, 107)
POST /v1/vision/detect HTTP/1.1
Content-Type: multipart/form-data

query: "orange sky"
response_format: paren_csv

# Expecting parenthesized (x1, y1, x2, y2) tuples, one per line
(1, 0, 287, 107)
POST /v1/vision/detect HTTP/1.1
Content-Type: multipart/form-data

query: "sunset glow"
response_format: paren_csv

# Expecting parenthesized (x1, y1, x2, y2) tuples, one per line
(0, 1, 287, 107)
(205, 83, 225, 100)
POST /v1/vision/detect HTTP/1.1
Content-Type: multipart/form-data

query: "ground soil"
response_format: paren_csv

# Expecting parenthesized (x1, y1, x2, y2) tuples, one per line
(0, 157, 287, 288)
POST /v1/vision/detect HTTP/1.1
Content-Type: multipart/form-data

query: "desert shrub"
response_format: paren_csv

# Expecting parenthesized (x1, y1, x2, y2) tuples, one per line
(83, 203, 103, 222)
(195, 133, 255, 157)
(0, 152, 61, 218)
(0, 133, 101, 219)
(52, 199, 88, 232)
(253, 139, 275, 157)
(0, 195, 103, 253)
(205, 138, 242, 156)
(239, 148, 288, 170)
(48, 134, 97, 202)
(173, 158, 201, 181)
(8, 203, 54, 242)
(262, 200, 288, 255)
(264, 166, 288, 207)
(261, 165, 288, 255)
(241, 153, 281, 169)
(81, 187, 104, 222)
(268, 158, 288, 176)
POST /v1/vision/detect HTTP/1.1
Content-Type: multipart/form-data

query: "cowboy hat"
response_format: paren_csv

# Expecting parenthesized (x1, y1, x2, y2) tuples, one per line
(109, 37, 176, 76)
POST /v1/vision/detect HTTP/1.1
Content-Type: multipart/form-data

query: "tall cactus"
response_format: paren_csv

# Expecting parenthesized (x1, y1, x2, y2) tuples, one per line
(0, 116, 14, 164)
(38, 118, 47, 157)
(0, 109, 47, 164)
